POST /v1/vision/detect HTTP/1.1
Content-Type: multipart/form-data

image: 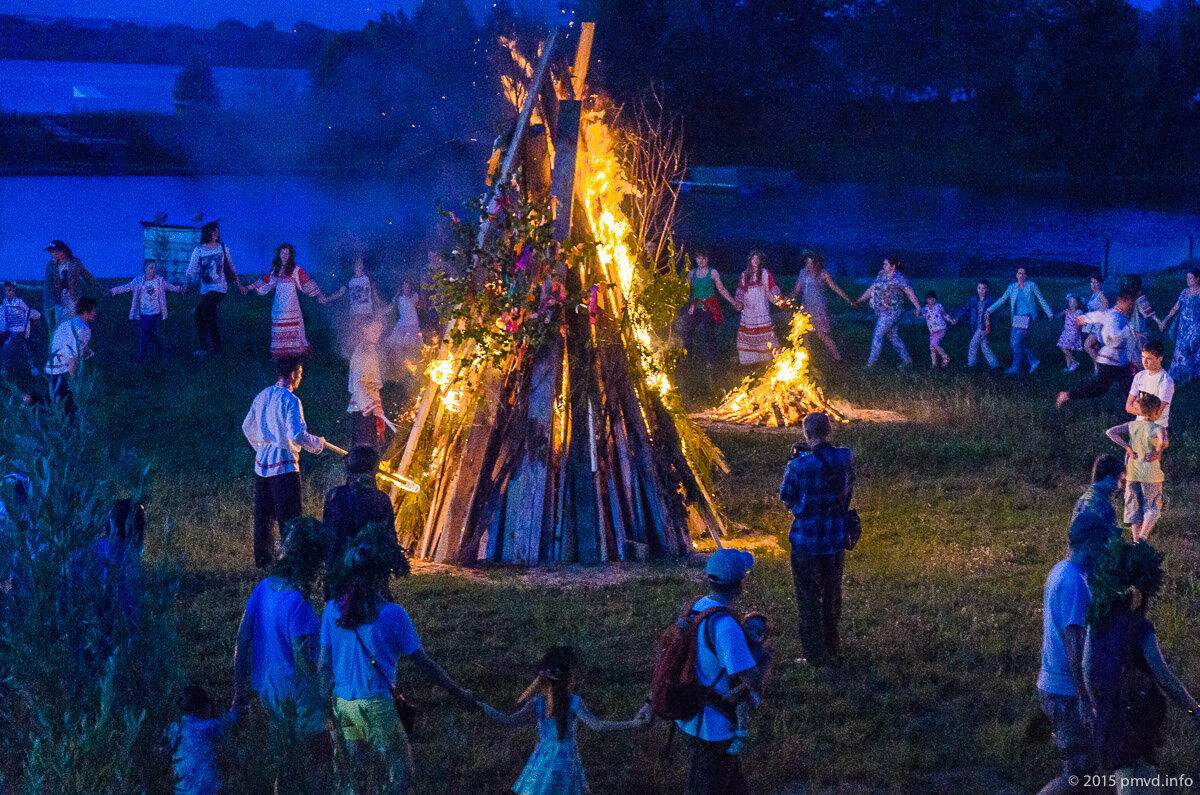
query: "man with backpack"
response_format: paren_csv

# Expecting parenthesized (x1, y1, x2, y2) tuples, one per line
(667, 548, 757, 795)
(779, 411, 855, 667)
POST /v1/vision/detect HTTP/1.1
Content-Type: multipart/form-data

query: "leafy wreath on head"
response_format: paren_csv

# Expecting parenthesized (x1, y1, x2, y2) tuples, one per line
(1086, 535, 1164, 626)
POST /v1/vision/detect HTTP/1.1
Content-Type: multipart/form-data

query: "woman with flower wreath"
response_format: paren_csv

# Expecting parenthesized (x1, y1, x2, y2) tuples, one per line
(734, 251, 784, 365)
(1084, 538, 1200, 792)
(319, 524, 478, 793)
(250, 243, 326, 357)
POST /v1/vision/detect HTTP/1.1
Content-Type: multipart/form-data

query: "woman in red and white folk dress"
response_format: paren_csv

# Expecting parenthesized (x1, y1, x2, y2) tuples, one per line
(734, 251, 784, 365)
(250, 243, 326, 358)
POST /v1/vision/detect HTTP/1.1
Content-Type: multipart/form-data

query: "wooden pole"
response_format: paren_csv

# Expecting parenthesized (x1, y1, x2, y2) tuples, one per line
(571, 22, 595, 100)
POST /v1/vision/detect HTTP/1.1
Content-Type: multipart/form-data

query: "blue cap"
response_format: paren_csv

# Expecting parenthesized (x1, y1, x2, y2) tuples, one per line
(706, 548, 754, 585)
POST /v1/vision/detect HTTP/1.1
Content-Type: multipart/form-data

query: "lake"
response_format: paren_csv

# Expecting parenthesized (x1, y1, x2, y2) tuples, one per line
(1, 173, 1197, 287)
(0, 59, 309, 114)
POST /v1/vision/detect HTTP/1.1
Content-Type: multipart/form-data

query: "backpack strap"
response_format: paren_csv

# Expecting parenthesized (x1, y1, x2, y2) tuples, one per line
(352, 626, 398, 701)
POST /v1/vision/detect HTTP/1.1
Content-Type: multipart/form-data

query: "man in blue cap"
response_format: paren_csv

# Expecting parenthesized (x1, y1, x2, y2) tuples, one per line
(676, 547, 757, 795)
(1035, 512, 1117, 794)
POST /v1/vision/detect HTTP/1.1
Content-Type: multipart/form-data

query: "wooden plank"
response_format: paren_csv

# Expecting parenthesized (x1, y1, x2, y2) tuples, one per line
(550, 99, 583, 244)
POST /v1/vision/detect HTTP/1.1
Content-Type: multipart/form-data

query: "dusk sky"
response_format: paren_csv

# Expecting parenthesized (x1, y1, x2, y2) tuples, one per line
(0, 0, 567, 30)
(0, 1, 1163, 32)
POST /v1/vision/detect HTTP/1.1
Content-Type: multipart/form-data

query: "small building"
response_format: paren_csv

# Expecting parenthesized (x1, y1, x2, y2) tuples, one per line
(140, 221, 202, 281)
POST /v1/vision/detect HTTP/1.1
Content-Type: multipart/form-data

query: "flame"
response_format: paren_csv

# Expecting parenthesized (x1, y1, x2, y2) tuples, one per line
(710, 312, 846, 426)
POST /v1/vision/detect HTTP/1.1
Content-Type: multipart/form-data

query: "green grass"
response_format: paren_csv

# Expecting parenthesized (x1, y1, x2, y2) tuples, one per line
(37, 273, 1200, 792)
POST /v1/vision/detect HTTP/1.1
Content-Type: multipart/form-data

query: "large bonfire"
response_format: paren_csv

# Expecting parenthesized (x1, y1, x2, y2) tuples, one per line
(379, 25, 725, 565)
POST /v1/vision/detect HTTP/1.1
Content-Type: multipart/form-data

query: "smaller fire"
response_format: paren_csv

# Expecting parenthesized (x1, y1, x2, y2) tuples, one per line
(709, 312, 847, 426)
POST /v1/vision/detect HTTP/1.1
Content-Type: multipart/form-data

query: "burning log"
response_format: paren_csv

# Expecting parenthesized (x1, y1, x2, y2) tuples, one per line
(708, 312, 847, 427)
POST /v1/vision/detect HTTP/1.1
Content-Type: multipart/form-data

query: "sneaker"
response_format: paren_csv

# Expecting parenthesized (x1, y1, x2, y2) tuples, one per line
(1029, 358, 1041, 374)
(1004, 366, 1019, 374)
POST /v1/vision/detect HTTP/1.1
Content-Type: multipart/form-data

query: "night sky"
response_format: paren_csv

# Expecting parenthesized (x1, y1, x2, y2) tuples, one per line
(1, 0, 566, 30)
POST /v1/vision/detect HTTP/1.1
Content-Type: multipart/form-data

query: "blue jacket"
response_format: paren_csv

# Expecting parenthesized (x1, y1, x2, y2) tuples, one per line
(956, 295, 990, 332)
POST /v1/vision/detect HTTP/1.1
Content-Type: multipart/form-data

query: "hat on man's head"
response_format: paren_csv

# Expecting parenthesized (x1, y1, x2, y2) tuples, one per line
(706, 548, 754, 585)
(45, 240, 67, 252)
(1069, 512, 1115, 548)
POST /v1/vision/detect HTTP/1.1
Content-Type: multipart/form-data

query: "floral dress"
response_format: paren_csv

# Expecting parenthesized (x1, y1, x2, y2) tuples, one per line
(513, 695, 591, 795)
(1169, 288, 1200, 383)
(1057, 308, 1083, 350)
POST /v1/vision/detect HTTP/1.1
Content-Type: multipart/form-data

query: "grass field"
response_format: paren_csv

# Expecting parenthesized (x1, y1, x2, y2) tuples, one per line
(24, 270, 1199, 793)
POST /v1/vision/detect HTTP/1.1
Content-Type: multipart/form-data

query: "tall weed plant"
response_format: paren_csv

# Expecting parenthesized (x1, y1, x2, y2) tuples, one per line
(0, 373, 182, 793)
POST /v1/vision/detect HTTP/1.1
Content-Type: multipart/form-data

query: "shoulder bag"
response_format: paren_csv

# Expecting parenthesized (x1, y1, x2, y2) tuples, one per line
(352, 626, 417, 736)
(813, 448, 861, 550)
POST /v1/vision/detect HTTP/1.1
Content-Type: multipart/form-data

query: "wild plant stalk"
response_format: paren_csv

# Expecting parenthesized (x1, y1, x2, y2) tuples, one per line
(625, 86, 686, 271)
(0, 370, 182, 793)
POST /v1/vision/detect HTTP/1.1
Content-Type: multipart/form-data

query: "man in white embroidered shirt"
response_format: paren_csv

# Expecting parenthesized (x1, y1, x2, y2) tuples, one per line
(242, 357, 329, 568)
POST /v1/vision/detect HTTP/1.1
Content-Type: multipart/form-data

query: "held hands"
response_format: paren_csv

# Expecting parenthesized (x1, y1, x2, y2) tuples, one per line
(734, 301, 744, 312)
(479, 703, 504, 721)
(454, 687, 480, 712)
(634, 703, 654, 728)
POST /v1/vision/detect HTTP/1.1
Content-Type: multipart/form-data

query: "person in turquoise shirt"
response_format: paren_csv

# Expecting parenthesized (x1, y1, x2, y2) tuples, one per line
(987, 267, 1054, 374)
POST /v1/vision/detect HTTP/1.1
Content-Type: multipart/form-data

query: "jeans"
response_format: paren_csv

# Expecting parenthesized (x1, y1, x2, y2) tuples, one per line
(136, 314, 165, 362)
(683, 304, 720, 366)
(868, 311, 909, 365)
(1009, 323, 1037, 370)
(194, 290, 226, 353)
(684, 735, 750, 795)
(1068, 363, 1134, 401)
(253, 472, 302, 568)
(789, 547, 844, 662)
(968, 328, 998, 368)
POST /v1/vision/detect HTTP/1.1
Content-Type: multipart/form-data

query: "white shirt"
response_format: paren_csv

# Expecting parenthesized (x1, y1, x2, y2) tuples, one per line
(1078, 309, 1132, 367)
(674, 597, 756, 742)
(2, 297, 38, 333)
(1130, 368, 1175, 427)
(44, 317, 91, 375)
(187, 244, 232, 295)
(242, 383, 325, 477)
(347, 343, 382, 415)
(347, 275, 376, 316)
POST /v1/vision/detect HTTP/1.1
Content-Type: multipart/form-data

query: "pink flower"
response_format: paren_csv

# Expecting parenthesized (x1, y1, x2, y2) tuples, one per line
(514, 247, 531, 273)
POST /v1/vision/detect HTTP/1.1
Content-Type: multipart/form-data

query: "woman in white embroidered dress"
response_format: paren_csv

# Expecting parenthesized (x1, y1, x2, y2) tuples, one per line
(734, 251, 783, 365)
(250, 243, 325, 358)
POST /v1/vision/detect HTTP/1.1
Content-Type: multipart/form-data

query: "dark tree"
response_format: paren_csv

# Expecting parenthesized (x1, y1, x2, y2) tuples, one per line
(173, 51, 220, 110)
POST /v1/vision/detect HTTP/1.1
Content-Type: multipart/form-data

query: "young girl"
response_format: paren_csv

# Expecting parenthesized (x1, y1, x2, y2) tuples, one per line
(166, 684, 237, 795)
(921, 290, 956, 368)
(481, 646, 649, 795)
(727, 612, 773, 756)
(109, 259, 185, 364)
(1056, 293, 1084, 372)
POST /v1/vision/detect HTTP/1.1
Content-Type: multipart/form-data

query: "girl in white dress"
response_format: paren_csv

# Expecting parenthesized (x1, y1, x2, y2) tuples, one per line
(386, 280, 423, 377)
(734, 251, 784, 365)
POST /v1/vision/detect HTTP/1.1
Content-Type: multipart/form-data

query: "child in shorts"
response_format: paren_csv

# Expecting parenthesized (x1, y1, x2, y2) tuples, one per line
(1105, 393, 1167, 542)
(921, 290, 956, 368)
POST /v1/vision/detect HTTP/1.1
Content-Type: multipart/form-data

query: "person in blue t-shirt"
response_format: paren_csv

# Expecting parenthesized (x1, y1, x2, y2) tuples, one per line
(233, 516, 333, 788)
(319, 533, 477, 792)
(1036, 513, 1115, 795)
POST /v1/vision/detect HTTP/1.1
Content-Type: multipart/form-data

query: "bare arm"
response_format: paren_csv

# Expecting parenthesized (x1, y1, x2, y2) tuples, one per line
(1124, 392, 1140, 418)
(1105, 423, 1134, 458)
(711, 269, 736, 305)
(1063, 624, 1093, 717)
(905, 287, 922, 314)
(822, 271, 852, 304)
(574, 698, 649, 731)
(1141, 632, 1200, 722)
(479, 699, 536, 726)
(407, 648, 477, 710)
(1159, 299, 1181, 330)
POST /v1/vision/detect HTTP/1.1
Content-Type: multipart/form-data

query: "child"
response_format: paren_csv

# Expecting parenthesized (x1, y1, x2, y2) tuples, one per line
(324, 254, 383, 344)
(921, 290, 956, 368)
(166, 684, 237, 795)
(1105, 394, 1167, 542)
(480, 646, 649, 795)
(1055, 293, 1084, 372)
(385, 280, 423, 379)
(109, 259, 184, 364)
(347, 319, 387, 448)
(726, 612, 773, 756)
(955, 280, 998, 369)
(1, 281, 41, 377)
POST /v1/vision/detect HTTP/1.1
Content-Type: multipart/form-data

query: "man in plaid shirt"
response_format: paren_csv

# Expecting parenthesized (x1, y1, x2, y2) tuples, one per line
(779, 411, 855, 666)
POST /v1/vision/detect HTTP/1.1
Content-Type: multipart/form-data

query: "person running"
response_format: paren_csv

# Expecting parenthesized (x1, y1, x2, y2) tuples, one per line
(956, 279, 999, 369)
(683, 252, 736, 368)
(42, 239, 97, 331)
(921, 290, 956, 368)
(109, 258, 185, 364)
(185, 221, 244, 356)
(1, 281, 41, 378)
(242, 357, 332, 568)
(733, 251, 784, 365)
(1084, 539, 1200, 793)
(319, 535, 477, 794)
(852, 254, 922, 369)
(987, 266, 1054, 375)
(1156, 267, 1200, 384)
(788, 252, 852, 362)
(250, 243, 326, 358)
(1056, 290, 1136, 411)
(479, 646, 650, 795)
